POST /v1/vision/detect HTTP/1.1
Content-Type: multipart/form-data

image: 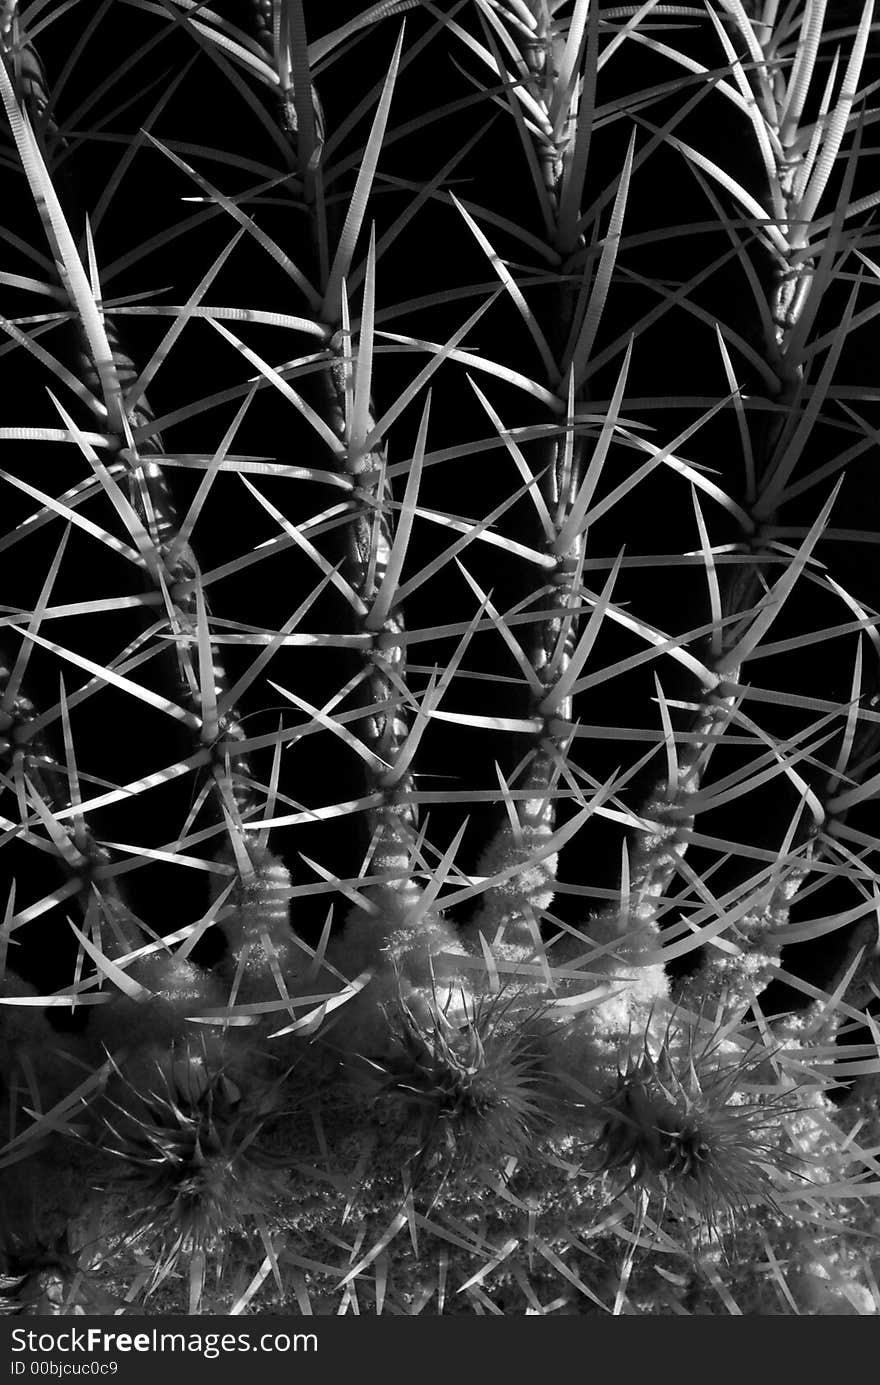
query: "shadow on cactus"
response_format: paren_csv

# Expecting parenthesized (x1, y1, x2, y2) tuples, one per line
(2, 0, 880, 1315)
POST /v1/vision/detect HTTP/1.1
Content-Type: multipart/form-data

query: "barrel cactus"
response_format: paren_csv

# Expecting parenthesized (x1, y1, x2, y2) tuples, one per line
(1, 0, 879, 1315)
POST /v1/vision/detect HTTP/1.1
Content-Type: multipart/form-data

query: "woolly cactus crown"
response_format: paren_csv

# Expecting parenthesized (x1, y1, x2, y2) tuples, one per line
(1, 0, 880, 1316)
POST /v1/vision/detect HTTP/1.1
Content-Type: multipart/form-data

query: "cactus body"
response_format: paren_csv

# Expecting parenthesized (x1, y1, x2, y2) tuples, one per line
(1, 0, 880, 1314)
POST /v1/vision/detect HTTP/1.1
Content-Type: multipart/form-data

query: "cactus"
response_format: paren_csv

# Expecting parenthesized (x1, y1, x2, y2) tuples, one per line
(1, 0, 880, 1315)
